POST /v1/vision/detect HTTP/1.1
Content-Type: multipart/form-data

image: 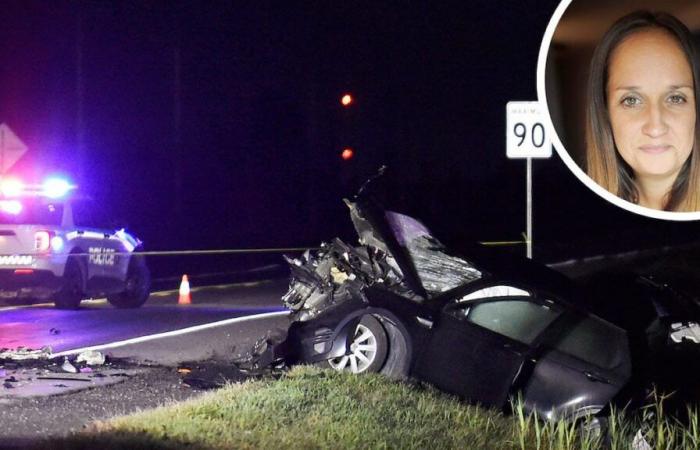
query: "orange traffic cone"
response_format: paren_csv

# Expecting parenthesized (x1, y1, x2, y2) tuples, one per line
(178, 274, 192, 305)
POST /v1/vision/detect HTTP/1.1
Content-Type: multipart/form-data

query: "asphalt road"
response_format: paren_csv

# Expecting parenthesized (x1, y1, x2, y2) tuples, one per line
(0, 278, 292, 447)
(0, 279, 288, 353)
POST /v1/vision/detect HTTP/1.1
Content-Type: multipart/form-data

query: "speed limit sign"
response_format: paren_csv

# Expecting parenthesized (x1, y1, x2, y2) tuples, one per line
(506, 101, 552, 159)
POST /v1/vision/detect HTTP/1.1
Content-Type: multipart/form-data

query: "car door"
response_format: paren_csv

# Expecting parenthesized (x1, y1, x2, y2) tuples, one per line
(521, 313, 631, 420)
(74, 230, 113, 292)
(415, 293, 561, 408)
(71, 199, 126, 293)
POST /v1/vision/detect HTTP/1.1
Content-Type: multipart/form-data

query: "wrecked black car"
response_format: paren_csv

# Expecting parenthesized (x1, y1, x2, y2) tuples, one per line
(579, 270, 700, 411)
(266, 191, 700, 425)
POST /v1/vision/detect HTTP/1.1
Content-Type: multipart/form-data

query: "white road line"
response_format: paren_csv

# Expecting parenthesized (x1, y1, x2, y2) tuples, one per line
(51, 310, 290, 358)
(0, 302, 54, 312)
(0, 298, 114, 311)
(150, 279, 271, 296)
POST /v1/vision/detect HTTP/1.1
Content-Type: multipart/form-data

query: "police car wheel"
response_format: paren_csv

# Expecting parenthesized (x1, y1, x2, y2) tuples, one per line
(107, 258, 150, 308)
(54, 259, 84, 310)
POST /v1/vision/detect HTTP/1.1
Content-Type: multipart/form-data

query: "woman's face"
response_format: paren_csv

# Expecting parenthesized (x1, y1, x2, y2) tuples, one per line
(606, 28, 696, 183)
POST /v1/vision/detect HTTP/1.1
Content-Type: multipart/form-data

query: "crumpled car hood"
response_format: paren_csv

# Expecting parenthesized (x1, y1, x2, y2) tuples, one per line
(282, 199, 481, 321)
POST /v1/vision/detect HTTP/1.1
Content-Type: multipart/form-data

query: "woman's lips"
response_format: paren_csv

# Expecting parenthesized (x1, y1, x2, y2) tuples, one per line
(639, 145, 672, 154)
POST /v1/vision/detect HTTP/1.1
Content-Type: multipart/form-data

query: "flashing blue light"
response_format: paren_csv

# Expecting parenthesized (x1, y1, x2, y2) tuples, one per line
(43, 178, 72, 199)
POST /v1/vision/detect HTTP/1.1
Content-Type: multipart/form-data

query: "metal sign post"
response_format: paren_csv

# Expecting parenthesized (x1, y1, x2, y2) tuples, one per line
(526, 157, 532, 259)
(506, 102, 552, 259)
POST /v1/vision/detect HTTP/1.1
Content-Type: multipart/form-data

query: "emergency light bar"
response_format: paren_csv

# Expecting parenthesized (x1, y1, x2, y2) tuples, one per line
(0, 200, 23, 215)
(0, 177, 75, 199)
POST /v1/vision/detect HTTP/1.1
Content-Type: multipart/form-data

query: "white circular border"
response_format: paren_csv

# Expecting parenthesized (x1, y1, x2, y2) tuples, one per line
(536, 0, 700, 221)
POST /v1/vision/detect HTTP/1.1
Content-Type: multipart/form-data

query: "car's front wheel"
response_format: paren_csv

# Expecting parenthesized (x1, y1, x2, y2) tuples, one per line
(326, 314, 389, 374)
(107, 257, 150, 308)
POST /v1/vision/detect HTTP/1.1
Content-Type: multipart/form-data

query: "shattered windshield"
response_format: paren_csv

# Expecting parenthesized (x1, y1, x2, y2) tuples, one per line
(385, 211, 481, 295)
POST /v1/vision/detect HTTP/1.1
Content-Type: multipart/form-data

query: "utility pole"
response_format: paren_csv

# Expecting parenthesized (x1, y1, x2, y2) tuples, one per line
(75, 6, 85, 185)
(169, 1, 184, 218)
(173, 46, 183, 218)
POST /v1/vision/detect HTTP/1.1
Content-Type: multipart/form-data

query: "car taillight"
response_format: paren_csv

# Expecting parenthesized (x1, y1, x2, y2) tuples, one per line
(34, 231, 52, 252)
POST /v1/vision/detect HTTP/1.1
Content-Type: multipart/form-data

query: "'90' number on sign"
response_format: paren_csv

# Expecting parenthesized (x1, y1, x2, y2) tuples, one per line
(505, 101, 552, 159)
(513, 122, 545, 148)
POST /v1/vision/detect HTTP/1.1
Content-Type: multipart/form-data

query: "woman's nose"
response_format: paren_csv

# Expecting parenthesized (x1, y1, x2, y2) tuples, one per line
(641, 103, 669, 138)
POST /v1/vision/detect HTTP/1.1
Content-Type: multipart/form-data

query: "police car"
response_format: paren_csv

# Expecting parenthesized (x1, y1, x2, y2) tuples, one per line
(0, 177, 150, 309)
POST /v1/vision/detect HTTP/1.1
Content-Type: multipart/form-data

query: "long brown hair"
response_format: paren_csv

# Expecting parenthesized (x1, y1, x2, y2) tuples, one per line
(586, 11, 700, 211)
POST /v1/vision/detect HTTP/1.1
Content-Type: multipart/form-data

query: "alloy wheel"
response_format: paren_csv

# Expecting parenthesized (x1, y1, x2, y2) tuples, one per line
(328, 323, 379, 373)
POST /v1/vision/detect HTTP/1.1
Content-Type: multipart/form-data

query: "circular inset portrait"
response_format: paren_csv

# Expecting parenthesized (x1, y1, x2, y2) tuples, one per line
(538, 0, 700, 219)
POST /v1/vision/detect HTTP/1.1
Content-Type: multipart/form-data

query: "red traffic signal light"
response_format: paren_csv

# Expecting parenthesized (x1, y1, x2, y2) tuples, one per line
(341, 148, 354, 160)
(340, 94, 353, 107)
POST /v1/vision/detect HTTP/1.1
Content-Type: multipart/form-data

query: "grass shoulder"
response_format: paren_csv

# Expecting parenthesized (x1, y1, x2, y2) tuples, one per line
(38, 366, 699, 449)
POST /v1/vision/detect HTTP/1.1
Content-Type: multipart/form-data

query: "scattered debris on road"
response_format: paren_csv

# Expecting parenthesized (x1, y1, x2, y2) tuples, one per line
(61, 357, 78, 373)
(1, 348, 146, 400)
(178, 358, 285, 390)
(0, 346, 52, 360)
(76, 349, 106, 366)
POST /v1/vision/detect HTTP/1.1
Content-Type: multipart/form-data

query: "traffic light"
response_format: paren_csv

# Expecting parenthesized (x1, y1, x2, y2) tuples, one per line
(339, 93, 356, 161)
(341, 148, 354, 161)
(340, 93, 353, 107)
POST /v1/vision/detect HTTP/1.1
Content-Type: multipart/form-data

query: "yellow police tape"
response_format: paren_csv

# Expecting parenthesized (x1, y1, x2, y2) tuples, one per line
(0, 247, 319, 258)
(2, 241, 533, 257)
(480, 232, 531, 246)
(478, 241, 527, 246)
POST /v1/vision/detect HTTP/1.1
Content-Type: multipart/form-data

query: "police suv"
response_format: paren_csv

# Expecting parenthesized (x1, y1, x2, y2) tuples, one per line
(0, 177, 150, 309)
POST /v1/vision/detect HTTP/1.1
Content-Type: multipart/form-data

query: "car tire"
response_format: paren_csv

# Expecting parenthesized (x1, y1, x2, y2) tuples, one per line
(54, 258, 84, 310)
(107, 257, 150, 309)
(572, 412, 613, 449)
(376, 315, 411, 379)
(326, 314, 389, 374)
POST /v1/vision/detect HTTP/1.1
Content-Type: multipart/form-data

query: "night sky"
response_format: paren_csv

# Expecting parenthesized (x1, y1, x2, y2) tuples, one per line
(2, 1, 699, 269)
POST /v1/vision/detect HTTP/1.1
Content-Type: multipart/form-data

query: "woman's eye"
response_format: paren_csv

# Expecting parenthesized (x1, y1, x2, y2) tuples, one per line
(668, 94, 687, 105)
(621, 96, 641, 107)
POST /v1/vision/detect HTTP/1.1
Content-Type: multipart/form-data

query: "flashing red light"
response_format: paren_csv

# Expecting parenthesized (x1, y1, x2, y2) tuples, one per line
(0, 200, 22, 215)
(14, 269, 34, 275)
(34, 231, 51, 252)
(341, 148, 354, 160)
(0, 177, 75, 198)
(0, 178, 24, 197)
(341, 94, 353, 107)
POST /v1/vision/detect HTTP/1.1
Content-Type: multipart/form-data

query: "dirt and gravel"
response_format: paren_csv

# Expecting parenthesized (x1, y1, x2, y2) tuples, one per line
(0, 365, 203, 449)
